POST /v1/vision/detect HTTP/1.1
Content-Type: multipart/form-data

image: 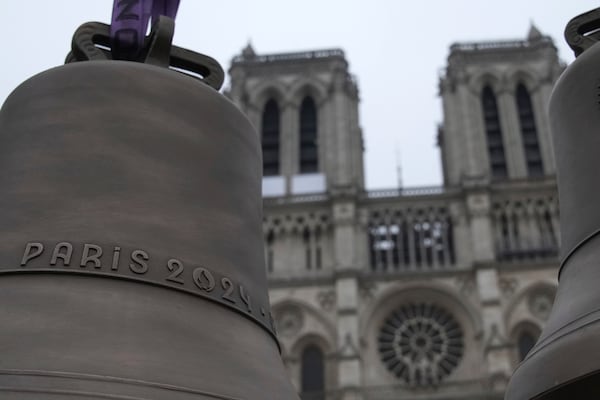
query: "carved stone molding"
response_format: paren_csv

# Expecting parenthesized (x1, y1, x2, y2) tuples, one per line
(455, 275, 475, 296)
(484, 323, 509, 352)
(499, 277, 519, 297)
(317, 290, 336, 311)
(273, 305, 304, 338)
(358, 280, 376, 301)
(528, 289, 555, 321)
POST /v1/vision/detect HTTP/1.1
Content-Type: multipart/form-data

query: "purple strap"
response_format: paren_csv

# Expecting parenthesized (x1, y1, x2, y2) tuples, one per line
(110, 0, 180, 60)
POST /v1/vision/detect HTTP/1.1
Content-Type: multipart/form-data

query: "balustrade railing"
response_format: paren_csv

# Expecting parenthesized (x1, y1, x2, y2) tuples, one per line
(263, 183, 560, 275)
(262, 185, 451, 204)
(367, 204, 456, 272)
(492, 195, 559, 262)
(450, 36, 553, 52)
(366, 185, 448, 198)
(233, 49, 345, 64)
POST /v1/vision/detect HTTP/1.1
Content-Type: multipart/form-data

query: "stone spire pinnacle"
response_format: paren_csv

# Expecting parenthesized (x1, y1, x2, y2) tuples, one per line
(242, 41, 256, 59)
(528, 21, 543, 41)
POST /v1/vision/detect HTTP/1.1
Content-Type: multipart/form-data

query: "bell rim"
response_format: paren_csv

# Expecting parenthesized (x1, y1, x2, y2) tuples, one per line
(506, 315, 600, 399)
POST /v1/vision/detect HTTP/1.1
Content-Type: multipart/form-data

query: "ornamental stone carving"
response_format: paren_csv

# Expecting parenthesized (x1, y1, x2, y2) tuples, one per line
(377, 303, 464, 386)
(528, 289, 555, 321)
(317, 290, 336, 311)
(274, 305, 304, 338)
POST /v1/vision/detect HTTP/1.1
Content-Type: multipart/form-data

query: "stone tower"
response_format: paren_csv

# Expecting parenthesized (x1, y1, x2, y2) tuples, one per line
(227, 27, 563, 400)
(229, 46, 367, 400)
(439, 25, 563, 186)
(228, 44, 364, 197)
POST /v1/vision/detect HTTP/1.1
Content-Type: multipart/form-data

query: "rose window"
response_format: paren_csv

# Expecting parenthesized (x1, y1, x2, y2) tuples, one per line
(378, 303, 464, 386)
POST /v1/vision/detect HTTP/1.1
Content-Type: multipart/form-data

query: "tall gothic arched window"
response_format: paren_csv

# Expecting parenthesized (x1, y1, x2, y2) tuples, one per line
(482, 86, 507, 179)
(518, 330, 538, 361)
(265, 230, 275, 273)
(516, 83, 543, 177)
(303, 227, 312, 270)
(262, 99, 280, 176)
(301, 345, 325, 399)
(299, 96, 318, 173)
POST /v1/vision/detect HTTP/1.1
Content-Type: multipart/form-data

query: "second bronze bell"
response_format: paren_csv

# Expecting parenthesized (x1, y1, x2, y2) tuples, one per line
(506, 8, 600, 400)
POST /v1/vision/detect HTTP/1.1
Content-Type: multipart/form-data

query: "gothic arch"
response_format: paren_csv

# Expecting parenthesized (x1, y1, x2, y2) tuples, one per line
(507, 69, 539, 93)
(512, 76, 545, 177)
(479, 80, 508, 179)
(504, 280, 557, 331)
(509, 319, 542, 363)
(468, 71, 502, 95)
(288, 77, 328, 108)
(292, 332, 333, 399)
(291, 332, 333, 357)
(510, 319, 541, 341)
(271, 298, 336, 348)
(248, 80, 288, 111)
(271, 300, 335, 396)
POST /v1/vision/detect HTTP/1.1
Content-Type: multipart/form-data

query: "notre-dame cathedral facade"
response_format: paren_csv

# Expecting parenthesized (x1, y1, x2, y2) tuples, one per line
(227, 25, 564, 400)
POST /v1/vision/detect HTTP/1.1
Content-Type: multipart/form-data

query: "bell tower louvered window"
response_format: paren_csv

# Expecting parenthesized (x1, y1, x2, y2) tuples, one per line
(299, 96, 318, 173)
(482, 86, 507, 179)
(516, 84, 543, 177)
(262, 99, 280, 176)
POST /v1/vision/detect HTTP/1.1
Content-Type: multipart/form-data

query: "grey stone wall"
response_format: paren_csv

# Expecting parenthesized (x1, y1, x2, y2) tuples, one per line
(228, 32, 562, 399)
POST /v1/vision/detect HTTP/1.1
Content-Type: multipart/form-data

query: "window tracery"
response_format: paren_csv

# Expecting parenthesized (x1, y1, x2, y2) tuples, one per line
(262, 98, 280, 176)
(299, 96, 318, 173)
(482, 86, 507, 179)
(263, 212, 331, 274)
(492, 196, 559, 261)
(516, 83, 543, 177)
(378, 303, 464, 386)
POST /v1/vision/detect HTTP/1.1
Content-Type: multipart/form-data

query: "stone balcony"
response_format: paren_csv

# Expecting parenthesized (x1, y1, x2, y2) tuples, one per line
(263, 181, 560, 282)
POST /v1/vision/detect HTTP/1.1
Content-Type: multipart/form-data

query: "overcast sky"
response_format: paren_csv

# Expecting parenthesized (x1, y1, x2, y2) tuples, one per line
(0, 1, 597, 189)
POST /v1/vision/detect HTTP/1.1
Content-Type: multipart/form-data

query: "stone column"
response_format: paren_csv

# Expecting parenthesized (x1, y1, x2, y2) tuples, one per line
(497, 90, 527, 179)
(461, 87, 490, 180)
(476, 267, 514, 390)
(348, 94, 364, 189)
(318, 99, 333, 185)
(466, 191, 495, 262)
(281, 102, 297, 193)
(531, 84, 556, 175)
(449, 200, 472, 268)
(467, 190, 512, 388)
(332, 200, 364, 400)
(330, 70, 352, 188)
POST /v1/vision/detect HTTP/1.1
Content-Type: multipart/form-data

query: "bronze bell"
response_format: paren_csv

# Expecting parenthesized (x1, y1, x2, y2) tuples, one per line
(506, 8, 600, 399)
(0, 18, 298, 399)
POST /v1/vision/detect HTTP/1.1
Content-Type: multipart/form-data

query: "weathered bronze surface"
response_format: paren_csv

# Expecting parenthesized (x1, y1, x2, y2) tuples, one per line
(505, 7, 600, 400)
(0, 20, 298, 400)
